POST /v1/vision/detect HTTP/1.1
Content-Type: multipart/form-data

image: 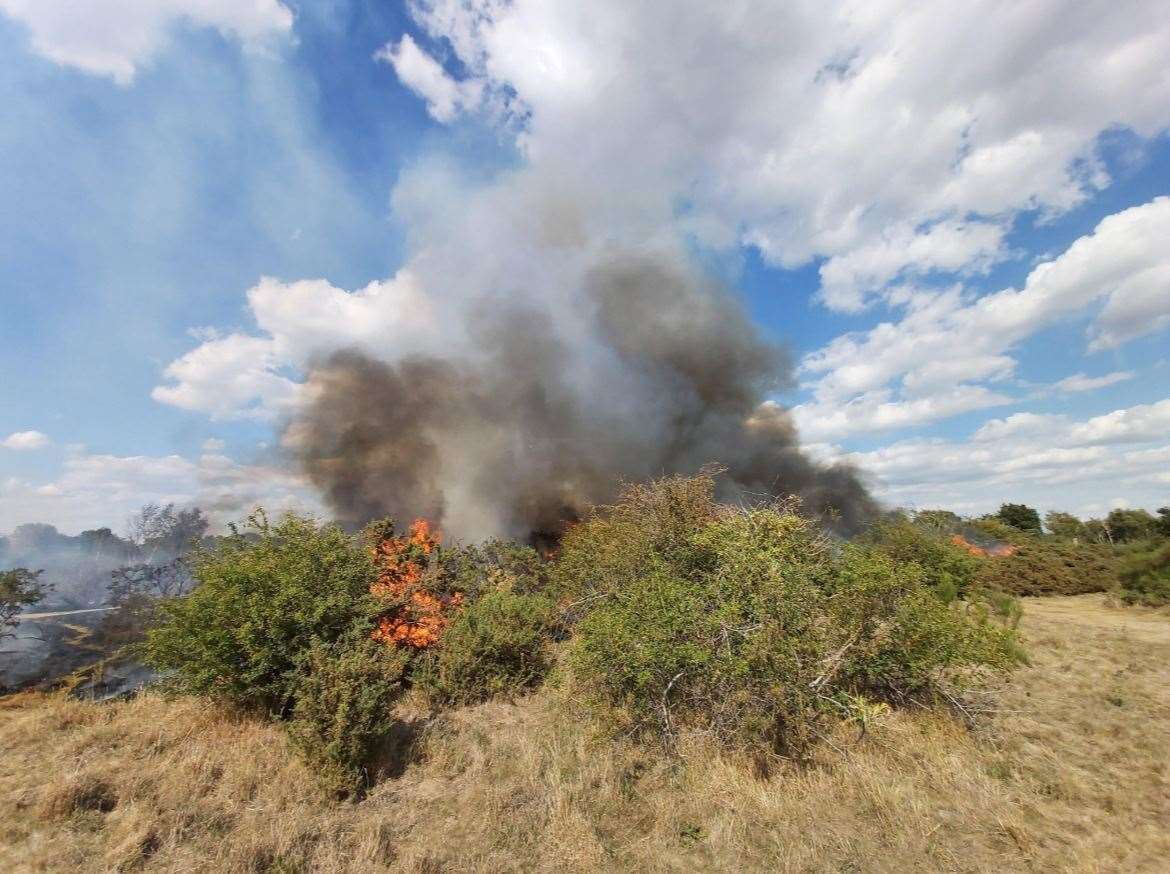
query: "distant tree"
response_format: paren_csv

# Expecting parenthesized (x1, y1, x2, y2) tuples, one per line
(912, 509, 962, 532)
(996, 503, 1041, 533)
(1084, 518, 1111, 544)
(1044, 511, 1086, 541)
(1, 568, 47, 641)
(127, 504, 209, 561)
(78, 527, 136, 561)
(1155, 507, 1170, 539)
(7, 523, 67, 556)
(1104, 508, 1157, 543)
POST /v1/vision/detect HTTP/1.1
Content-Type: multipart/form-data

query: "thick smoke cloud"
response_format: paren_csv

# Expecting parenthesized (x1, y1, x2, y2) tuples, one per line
(286, 253, 875, 541)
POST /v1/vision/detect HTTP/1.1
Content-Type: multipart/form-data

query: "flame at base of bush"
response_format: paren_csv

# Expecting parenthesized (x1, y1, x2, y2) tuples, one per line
(368, 519, 463, 649)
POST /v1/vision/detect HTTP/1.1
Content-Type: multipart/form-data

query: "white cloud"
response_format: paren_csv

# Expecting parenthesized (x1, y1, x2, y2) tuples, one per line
(1053, 371, 1134, 393)
(821, 397, 1170, 516)
(0, 448, 322, 534)
(1067, 398, 1170, 446)
(0, 0, 293, 84)
(818, 219, 1009, 313)
(797, 197, 1170, 439)
(792, 385, 1012, 443)
(400, 0, 1170, 307)
(201, 437, 226, 451)
(2, 430, 50, 451)
(375, 34, 481, 122)
(152, 333, 299, 421)
(152, 272, 439, 420)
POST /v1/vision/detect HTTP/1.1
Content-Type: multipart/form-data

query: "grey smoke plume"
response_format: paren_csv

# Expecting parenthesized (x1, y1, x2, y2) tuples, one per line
(285, 253, 875, 541)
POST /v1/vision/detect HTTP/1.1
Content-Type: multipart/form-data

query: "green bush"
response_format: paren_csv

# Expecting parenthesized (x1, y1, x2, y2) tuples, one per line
(1118, 540, 1170, 607)
(418, 590, 555, 705)
(288, 638, 411, 795)
(142, 512, 378, 714)
(440, 539, 548, 600)
(565, 477, 1021, 755)
(974, 539, 1118, 597)
(861, 516, 981, 601)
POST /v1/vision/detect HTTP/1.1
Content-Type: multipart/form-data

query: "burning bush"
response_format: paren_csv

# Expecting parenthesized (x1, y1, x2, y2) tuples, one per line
(367, 519, 464, 650)
(564, 474, 1022, 756)
(859, 516, 983, 602)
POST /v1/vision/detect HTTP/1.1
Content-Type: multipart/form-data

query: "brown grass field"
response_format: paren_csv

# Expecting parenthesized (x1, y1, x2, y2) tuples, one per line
(1, 594, 1168, 873)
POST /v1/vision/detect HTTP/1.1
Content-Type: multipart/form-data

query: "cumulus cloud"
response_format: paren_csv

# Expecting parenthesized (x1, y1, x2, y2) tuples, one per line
(396, 0, 1170, 307)
(1053, 371, 1135, 393)
(0, 0, 292, 84)
(819, 397, 1170, 516)
(2, 430, 50, 450)
(374, 34, 481, 122)
(798, 197, 1170, 439)
(0, 448, 322, 534)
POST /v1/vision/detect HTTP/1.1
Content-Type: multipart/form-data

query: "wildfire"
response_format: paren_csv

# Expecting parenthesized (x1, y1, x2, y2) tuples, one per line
(369, 519, 463, 649)
(950, 534, 1017, 558)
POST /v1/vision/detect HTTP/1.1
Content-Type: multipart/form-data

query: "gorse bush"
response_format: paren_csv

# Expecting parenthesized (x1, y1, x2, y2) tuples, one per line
(566, 474, 1021, 755)
(1118, 540, 1170, 607)
(860, 516, 981, 602)
(418, 590, 555, 705)
(288, 638, 412, 795)
(974, 539, 1119, 597)
(143, 512, 379, 714)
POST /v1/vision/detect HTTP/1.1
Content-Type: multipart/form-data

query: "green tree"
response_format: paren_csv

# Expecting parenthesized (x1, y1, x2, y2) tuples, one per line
(912, 509, 962, 532)
(1044, 511, 1086, 541)
(996, 503, 1041, 533)
(1104, 508, 1157, 543)
(1, 568, 47, 640)
(1158, 507, 1170, 538)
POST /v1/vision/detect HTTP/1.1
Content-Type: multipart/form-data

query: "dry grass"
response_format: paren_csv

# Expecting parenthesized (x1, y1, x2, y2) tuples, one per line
(1, 594, 1167, 873)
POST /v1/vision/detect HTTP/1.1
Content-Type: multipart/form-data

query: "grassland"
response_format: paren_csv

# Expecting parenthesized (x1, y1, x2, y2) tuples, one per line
(1, 594, 1167, 873)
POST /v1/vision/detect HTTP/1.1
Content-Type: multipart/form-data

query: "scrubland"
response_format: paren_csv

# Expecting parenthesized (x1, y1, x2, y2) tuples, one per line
(2, 594, 1167, 873)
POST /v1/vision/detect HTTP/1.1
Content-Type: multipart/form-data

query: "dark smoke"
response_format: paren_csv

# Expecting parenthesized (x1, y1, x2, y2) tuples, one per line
(285, 254, 875, 540)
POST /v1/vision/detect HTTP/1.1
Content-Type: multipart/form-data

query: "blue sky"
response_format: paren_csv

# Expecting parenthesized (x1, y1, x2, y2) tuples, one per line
(1, 1, 1168, 533)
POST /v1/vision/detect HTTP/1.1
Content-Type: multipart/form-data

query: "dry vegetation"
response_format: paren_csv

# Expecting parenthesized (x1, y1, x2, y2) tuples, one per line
(2, 594, 1167, 873)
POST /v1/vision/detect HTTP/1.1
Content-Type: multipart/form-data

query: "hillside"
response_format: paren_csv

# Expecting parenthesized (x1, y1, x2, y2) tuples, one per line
(1, 594, 1167, 873)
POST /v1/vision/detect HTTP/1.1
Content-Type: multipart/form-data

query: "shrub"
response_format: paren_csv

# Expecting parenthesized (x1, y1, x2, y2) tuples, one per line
(288, 638, 411, 795)
(551, 471, 720, 607)
(861, 516, 981, 601)
(974, 539, 1119, 597)
(441, 539, 548, 601)
(418, 590, 555, 705)
(566, 477, 1021, 756)
(1118, 540, 1170, 607)
(142, 512, 378, 714)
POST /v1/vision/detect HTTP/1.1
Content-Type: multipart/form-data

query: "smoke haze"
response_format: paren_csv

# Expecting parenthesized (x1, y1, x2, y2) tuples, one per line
(286, 253, 875, 540)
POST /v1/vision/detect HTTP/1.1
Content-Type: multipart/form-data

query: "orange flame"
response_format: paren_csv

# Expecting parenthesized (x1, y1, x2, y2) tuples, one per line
(950, 534, 1017, 558)
(369, 518, 461, 649)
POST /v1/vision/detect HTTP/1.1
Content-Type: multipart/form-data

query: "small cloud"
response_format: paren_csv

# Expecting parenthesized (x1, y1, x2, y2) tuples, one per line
(202, 437, 227, 451)
(2, 430, 51, 451)
(1054, 371, 1134, 393)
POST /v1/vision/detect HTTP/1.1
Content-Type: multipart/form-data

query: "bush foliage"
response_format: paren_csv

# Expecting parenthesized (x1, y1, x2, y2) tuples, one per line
(142, 512, 378, 714)
(288, 638, 412, 794)
(974, 540, 1119, 597)
(565, 474, 1021, 754)
(860, 516, 981, 602)
(1117, 540, 1170, 607)
(418, 590, 555, 705)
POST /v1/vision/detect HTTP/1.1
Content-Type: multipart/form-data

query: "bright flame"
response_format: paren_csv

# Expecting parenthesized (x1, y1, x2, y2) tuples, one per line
(950, 533, 1017, 558)
(369, 518, 461, 649)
